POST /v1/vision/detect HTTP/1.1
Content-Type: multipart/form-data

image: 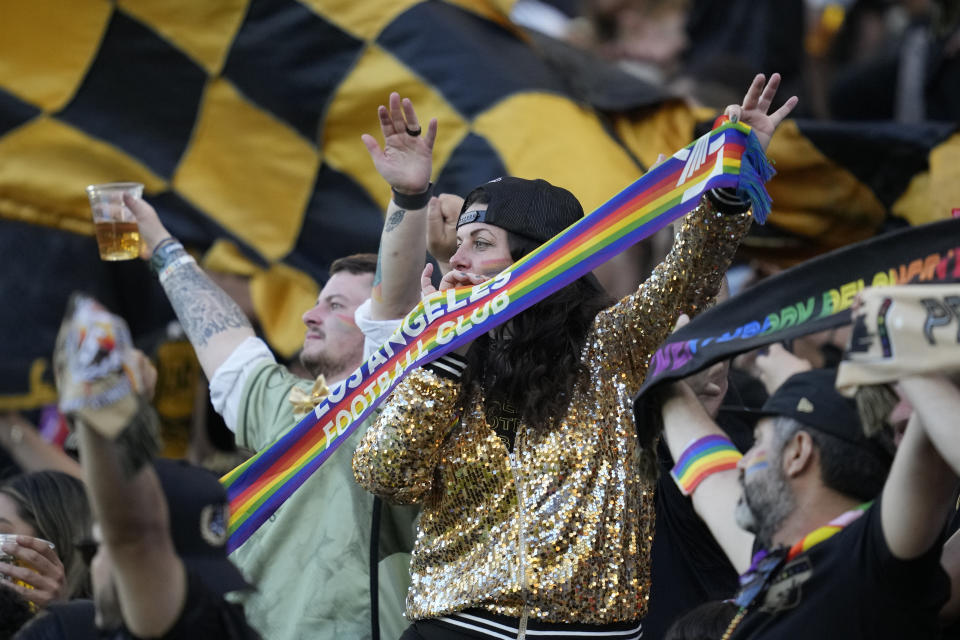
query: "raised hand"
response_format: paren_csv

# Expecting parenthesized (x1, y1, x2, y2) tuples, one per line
(723, 73, 798, 152)
(361, 92, 438, 195)
(750, 343, 812, 394)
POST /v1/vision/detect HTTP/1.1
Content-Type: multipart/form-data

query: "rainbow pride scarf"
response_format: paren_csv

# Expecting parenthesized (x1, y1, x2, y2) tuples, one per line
(221, 120, 773, 552)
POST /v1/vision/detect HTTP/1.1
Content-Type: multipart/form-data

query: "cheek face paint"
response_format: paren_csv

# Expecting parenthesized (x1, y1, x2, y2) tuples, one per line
(744, 451, 769, 477)
(332, 313, 359, 331)
(478, 257, 512, 275)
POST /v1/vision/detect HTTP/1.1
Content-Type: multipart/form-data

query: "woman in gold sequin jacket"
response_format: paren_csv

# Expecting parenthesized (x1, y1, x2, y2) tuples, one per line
(354, 75, 797, 640)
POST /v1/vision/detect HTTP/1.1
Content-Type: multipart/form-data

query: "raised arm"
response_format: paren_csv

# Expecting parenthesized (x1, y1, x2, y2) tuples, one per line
(0, 413, 81, 478)
(76, 419, 186, 637)
(881, 375, 959, 560)
(726, 72, 798, 150)
(362, 92, 438, 321)
(125, 195, 255, 380)
(594, 74, 797, 393)
(660, 381, 756, 573)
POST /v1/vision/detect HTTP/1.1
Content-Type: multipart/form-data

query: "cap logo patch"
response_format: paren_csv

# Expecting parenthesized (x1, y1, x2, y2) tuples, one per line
(797, 398, 815, 413)
(457, 209, 487, 228)
(200, 504, 229, 548)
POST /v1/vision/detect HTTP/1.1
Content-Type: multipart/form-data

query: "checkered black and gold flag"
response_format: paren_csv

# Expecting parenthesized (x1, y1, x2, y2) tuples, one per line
(2, 0, 958, 411)
(0, 0, 654, 409)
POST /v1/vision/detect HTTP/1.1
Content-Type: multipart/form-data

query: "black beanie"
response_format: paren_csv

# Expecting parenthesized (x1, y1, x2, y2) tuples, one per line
(457, 177, 584, 244)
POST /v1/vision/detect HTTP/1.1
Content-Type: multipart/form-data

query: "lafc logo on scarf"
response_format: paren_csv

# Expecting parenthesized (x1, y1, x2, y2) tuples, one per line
(676, 131, 723, 190)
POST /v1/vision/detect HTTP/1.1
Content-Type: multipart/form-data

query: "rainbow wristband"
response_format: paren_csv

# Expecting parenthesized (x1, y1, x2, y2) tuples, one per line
(670, 434, 742, 496)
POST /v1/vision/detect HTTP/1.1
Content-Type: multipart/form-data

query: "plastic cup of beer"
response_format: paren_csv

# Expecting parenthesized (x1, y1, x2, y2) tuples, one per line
(0, 533, 56, 592)
(85, 182, 144, 261)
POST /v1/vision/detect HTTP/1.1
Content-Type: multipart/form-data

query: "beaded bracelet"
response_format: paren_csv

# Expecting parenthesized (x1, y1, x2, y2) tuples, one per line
(670, 434, 743, 496)
(391, 182, 433, 210)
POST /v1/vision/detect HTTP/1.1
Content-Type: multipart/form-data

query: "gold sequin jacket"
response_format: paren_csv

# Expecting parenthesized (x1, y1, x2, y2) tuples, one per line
(353, 199, 752, 625)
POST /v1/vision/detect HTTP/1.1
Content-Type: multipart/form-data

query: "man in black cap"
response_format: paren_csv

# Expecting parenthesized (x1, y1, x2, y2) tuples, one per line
(657, 368, 954, 639)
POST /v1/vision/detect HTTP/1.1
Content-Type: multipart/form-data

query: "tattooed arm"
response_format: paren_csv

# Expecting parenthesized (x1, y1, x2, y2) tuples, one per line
(370, 200, 428, 321)
(362, 91, 438, 321)
(125, 195, 255, 380)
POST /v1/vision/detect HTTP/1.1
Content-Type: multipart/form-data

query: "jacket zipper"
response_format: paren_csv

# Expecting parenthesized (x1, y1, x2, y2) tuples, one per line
(508, 432, 530, 640)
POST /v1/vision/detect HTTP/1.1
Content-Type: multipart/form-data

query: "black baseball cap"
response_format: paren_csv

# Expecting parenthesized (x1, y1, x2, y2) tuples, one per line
(741, 369, 891, 460)
(457, 177, 584, 244)
(154, 460, 252, 596)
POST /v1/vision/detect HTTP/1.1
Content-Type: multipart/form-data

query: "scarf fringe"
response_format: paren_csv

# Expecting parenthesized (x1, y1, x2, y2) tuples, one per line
(736, 129, 776, 224)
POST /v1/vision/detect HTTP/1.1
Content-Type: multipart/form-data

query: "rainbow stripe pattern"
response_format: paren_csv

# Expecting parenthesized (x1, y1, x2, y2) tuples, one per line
(221, 120, 773, 552)
(670, 434, 743, 496)
(786, 502, 871, 560)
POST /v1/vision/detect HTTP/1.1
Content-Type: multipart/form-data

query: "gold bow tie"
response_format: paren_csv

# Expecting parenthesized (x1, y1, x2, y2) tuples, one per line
(288, 374, 330, 416)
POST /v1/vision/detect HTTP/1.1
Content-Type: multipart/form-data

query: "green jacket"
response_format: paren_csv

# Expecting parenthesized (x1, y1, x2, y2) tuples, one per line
(227, 361, 417, 640)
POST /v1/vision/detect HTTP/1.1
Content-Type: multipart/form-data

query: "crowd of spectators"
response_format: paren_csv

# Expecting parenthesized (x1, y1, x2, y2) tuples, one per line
(1, 1, 958, 639)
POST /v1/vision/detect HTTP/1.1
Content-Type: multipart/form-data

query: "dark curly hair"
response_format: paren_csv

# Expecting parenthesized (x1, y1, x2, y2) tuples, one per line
(457, 191, 615, 427)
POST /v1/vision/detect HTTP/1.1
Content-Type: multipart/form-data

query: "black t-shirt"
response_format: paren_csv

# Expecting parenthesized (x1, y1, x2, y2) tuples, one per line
(15, 600, 99, 640)
(643, 373, 759, 640)
(141, 571, 259, 640)
(729, 499, 949, 640)
(15, 573, 259, 640)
